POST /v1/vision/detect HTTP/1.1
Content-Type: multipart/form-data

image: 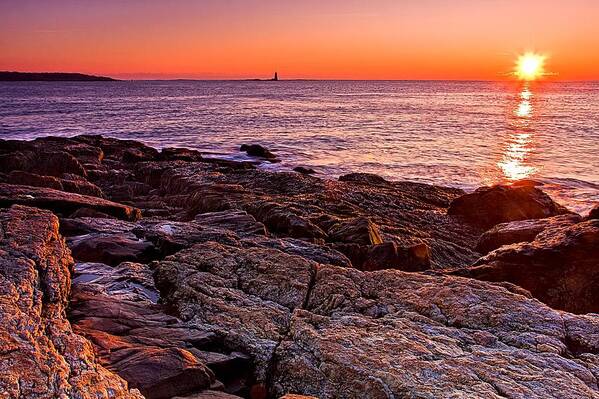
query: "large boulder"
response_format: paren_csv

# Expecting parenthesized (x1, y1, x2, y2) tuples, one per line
(476, 214, 582, 254)
(0, 183, 141, 220)
(588, 203, 599, 220)
(448, 185, 572, 228)
(155, 239, 599, 398)
(0, 205, 142, 398)
(457, 219, 599, 314)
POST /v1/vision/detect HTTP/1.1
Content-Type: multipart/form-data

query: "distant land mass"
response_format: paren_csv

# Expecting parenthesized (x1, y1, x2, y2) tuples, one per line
(0, 71, 116, 81)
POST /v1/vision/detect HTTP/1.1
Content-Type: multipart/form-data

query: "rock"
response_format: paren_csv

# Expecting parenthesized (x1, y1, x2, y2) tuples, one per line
(326, 216, 383, 245)
(456, 219, 599, 314)
(173, 391, 243, 399)
(244, 236, 352, 268)
(293, 166, 316, 175)
(476, 214, 583, 254)
(61, 173, 105, 197)
(363, 241, 431, 272)
(0, 205, 142, 398)
(160, 147, 203, 162)
(7, 170, 63, 190)
(109, 347, 215, 399)
(245, 201, 327, 239)
(73, 262, 160, 303)
(271, 265, 599, 398)
(69, 233, 156, 266)
(332, 241, 431, 272)
(588, 203, 599, 220)
(338, 172, 388, 185)
(448, 185, 572, 228)
(279, 395, 318, 399)
(70, 260, 253, 396)
(240, 143, 278, 161)
(8, 170, 104, 198)
(139, 220, 241, 255)
(60, 217, 138, 236)
(156, 241, 599, 398)
(108, 181, 153, 202)
(195, 210, 267, 237)
(68, 207, 117, 219)
(0, 183, 141, 220)
(154, 242, 316, 381)
(76, 134, 159, 163)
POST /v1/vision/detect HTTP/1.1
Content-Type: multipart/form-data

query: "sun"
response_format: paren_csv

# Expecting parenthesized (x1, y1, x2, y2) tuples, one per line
(515, 52, 546, 81)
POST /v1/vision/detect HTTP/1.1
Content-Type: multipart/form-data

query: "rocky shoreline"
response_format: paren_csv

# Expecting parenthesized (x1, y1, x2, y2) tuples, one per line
(0, 135, 598, 399)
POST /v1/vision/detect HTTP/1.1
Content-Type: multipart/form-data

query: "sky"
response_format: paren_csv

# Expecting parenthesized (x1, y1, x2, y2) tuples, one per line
(1, 0, 598, 80)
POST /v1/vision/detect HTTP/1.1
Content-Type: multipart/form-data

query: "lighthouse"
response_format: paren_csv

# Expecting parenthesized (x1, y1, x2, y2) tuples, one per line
(273, 72, 278, 81)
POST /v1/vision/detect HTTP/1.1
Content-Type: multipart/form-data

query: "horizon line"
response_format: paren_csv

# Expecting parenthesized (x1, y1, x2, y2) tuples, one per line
(2, 71, 598, 83)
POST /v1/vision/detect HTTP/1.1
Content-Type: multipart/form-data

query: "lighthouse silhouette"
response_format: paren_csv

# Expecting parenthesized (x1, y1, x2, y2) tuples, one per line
(273, 72, 278, 81)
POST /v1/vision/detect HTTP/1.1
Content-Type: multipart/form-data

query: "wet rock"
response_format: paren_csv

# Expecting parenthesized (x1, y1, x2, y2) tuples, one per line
(456, 219, 599, 314)
(69, 233, 156, 266)
(246, 201, 327, 239)
(476, 214, 583, 254)
(0, 205, 142, 398)
(448, 184, 572, 228)
(0, 183, 141, 220)
(588, 203, 599, 220)
(240, 143, 278, 161)
(327, 216, 383, 245)
(293, 166, 316, 175)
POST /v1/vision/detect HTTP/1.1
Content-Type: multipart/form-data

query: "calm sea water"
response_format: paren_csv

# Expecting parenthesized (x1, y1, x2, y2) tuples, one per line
(1, 80, 598, 214)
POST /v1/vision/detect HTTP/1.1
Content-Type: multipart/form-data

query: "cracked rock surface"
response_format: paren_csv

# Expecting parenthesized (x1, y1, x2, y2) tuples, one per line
(1, 135, 598, 399)
(0, 205, 142, 398)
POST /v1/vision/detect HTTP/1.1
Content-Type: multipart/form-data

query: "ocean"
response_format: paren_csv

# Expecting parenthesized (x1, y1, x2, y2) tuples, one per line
(1, 80, 598, 214)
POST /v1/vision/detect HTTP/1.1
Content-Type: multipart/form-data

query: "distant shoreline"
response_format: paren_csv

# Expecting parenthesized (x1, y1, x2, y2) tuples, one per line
(0, 72, 116, 81)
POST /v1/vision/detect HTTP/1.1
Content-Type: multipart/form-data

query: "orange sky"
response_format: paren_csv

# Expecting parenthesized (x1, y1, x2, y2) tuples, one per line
(1, 0, 598, 80)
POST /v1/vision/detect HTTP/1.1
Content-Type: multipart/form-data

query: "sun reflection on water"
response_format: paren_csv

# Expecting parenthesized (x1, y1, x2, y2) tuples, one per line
(497, 85, 538, 181)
